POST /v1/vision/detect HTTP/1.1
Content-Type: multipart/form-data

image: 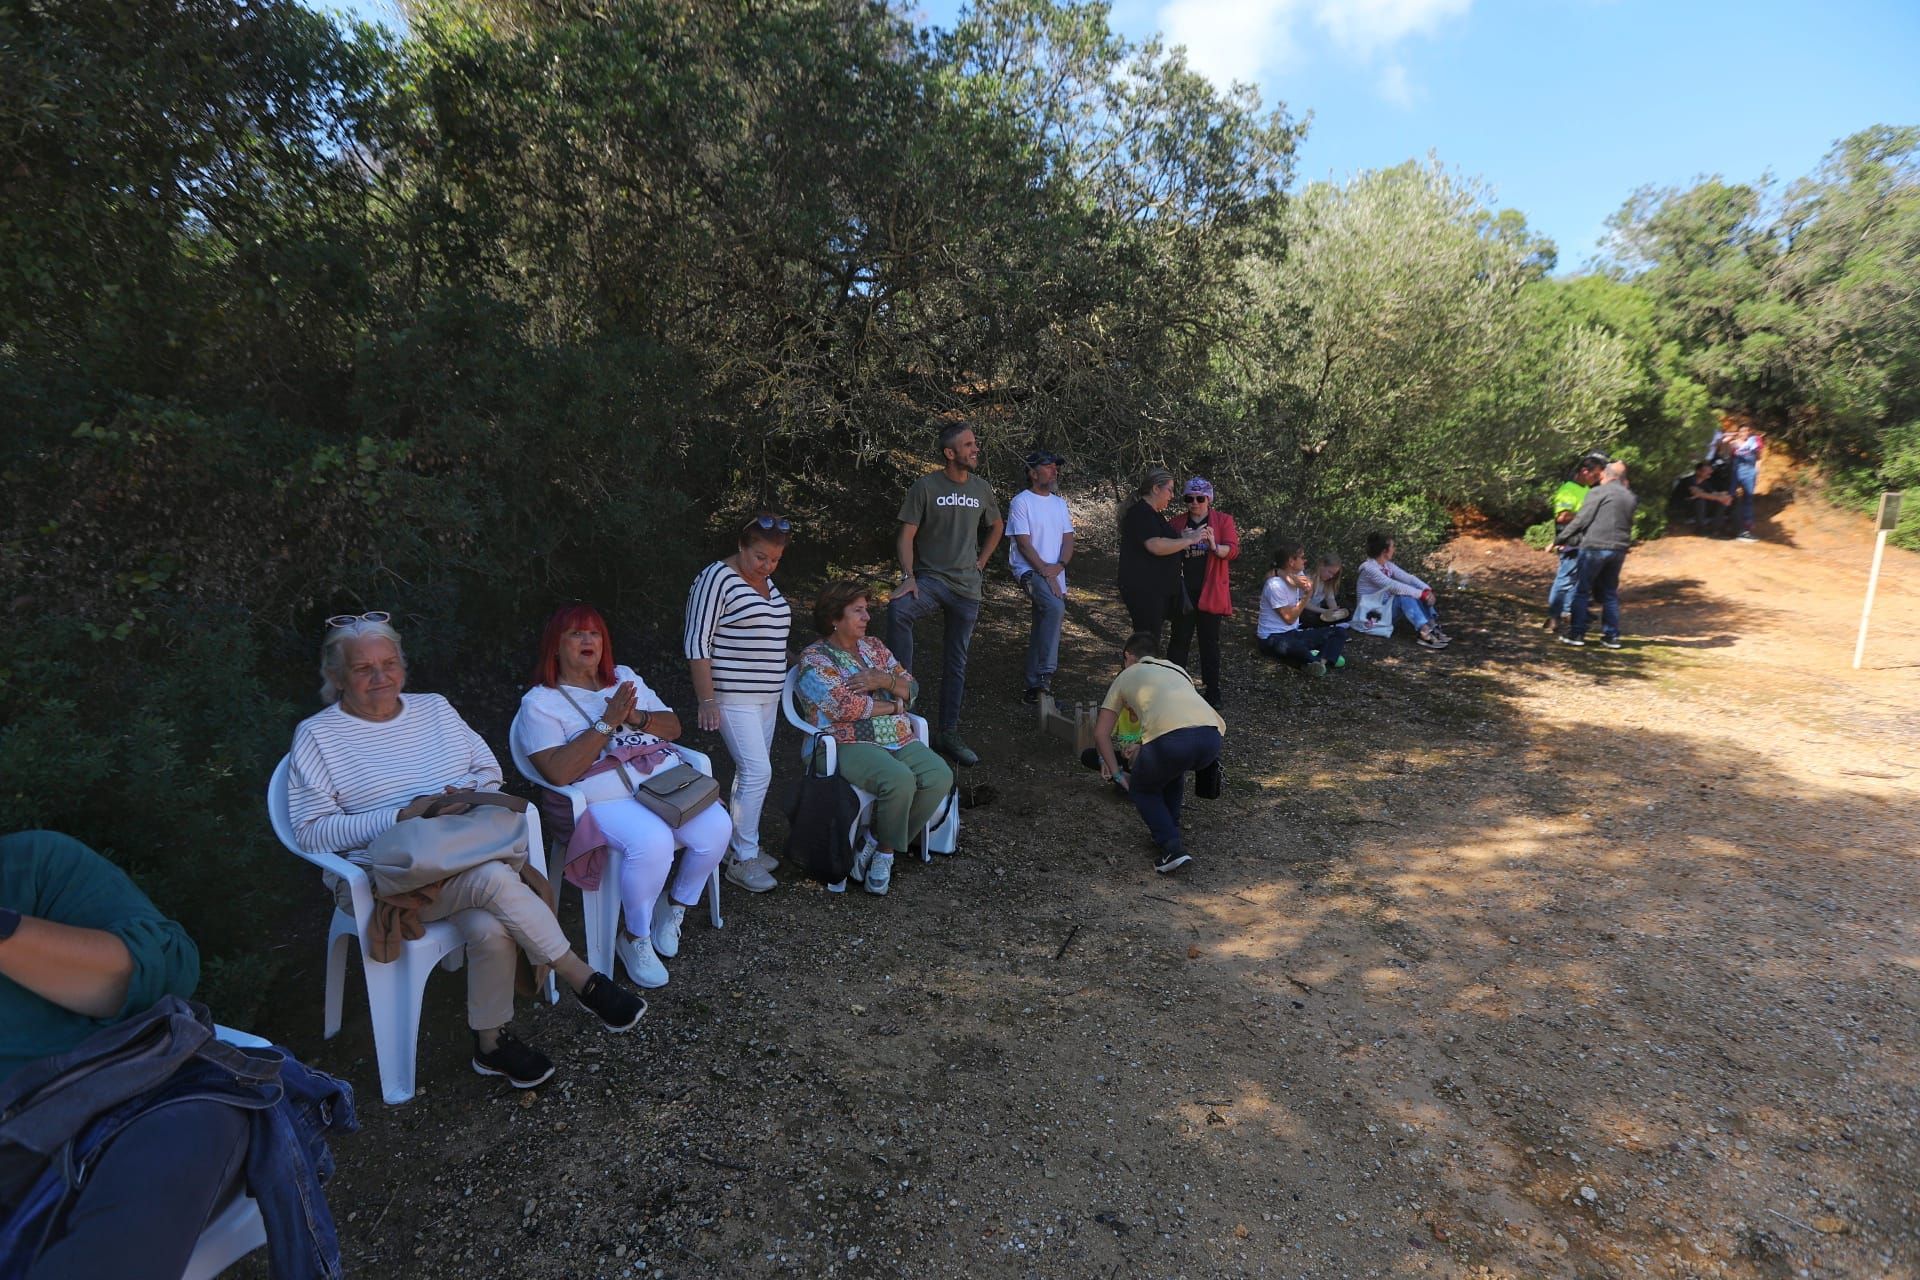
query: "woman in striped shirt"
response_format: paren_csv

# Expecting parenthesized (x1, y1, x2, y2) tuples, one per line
(288, 614, 644, 1090)
(684, 515, 794, 894)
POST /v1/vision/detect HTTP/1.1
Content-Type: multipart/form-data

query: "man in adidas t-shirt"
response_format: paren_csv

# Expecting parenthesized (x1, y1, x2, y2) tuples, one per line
(1007, 449, 1076, 704)
(888, 421, 1004, 767)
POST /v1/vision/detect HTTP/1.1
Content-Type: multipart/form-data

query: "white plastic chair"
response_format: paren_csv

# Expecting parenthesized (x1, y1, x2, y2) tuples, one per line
(180, 1025, 272, 1280)
(779, 666, 944, 863)
(266, 757, 557, 1106)
(506, 727, 724, 982)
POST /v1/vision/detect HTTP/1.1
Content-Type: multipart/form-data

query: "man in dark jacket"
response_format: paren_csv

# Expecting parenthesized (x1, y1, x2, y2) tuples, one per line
(1554, 460, 1638, 649)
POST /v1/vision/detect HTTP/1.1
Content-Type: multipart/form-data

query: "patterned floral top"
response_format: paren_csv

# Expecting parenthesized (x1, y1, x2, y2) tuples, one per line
(795, 636, 920, 748)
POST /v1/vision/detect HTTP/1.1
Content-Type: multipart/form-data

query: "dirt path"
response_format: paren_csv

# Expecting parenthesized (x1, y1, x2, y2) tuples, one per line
(291, 487, 1919, 1280)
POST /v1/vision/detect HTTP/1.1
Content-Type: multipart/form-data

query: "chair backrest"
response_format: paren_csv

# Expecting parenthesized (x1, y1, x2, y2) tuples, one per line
(506, 710, 554, 795)
(266, 756, 304, 855)
(779, 666, 816, 736)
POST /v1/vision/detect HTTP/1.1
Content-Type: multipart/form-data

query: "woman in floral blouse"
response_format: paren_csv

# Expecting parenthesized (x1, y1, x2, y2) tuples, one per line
(794, 579, 954, 895)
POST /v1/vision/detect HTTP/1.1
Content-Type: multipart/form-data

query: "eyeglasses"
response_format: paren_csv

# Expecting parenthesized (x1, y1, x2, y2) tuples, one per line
(746, 515, 792, 532)
(325, 611, 391, 631)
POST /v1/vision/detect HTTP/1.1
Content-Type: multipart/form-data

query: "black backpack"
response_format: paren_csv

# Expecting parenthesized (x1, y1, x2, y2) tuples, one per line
(781, 745, 862, 884)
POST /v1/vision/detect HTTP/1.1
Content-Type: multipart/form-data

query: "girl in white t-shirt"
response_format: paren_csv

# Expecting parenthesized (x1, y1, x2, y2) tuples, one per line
(513, 604, 732, 989)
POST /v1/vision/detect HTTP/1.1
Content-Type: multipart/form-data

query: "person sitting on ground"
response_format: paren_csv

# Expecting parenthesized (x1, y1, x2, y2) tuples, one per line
(1, 830, 355, 1279)
(1670, 460, 1731, 535)
(684, 514, 795, 896)
(1256, 543, 1350, 676)
(795, 580, 956, 896)
(290, 613, 645, 1090)
(516, 604, 733, 990)
(1356, 532, 1450, 649)
(1300, 551, 1349, 628)
(1093, 633, 1226, 875)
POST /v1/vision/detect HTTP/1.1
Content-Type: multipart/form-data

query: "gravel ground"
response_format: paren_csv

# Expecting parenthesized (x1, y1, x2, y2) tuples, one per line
(255, 483, 1919, 1280)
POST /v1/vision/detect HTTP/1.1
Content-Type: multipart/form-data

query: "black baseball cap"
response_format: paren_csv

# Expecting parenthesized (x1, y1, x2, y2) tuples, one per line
(1024, 450, 1064, 469)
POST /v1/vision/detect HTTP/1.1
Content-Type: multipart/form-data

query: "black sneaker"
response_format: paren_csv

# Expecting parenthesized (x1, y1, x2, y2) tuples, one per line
(1601, 637, 1623, 650)
(1023, 685, 1043, 706)
(576, 972, 646, 1032)
(1560, 635, 1586, 648)
(1154, 847, 1193, 874)
(473, 1031, 555, 1088)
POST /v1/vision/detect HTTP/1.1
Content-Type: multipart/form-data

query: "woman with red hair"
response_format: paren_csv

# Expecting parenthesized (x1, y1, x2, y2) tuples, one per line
(511, 604, 732, 989)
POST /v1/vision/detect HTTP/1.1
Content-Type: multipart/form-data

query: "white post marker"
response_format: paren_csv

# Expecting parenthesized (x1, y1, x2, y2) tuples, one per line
(1852, 491, 1904, 670)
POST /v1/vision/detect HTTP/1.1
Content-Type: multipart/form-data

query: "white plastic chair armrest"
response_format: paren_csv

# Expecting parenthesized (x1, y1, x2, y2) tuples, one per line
(908, 714, 930, 746)
(674, 745, 714, 777)
(812, 733, 838, 775)
(286, 846, 377, 937)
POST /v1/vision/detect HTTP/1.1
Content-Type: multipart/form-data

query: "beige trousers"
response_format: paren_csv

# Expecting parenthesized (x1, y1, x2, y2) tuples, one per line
(417, 860, 572, 1031)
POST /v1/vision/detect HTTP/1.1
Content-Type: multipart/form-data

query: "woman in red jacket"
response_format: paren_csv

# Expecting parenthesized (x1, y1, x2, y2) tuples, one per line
(1166, 476, 1240, 708)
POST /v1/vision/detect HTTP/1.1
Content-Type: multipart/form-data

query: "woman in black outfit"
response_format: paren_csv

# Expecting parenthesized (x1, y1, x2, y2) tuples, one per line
(1116, 466, 1209, 645)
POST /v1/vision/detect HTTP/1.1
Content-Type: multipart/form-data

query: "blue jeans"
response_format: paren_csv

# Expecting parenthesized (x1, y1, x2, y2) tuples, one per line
(1393, 595, 1436, 633)
(1127, 726, 1222, 854)
(1546, 549, 1580, 617)
(1017, 572, 1066, 689)
(22, 1098, 248, 1280)
(1258, 625, 1347, 666)
(886, 573, 981, 732)
(1571, 547, 1626, 641)
(1731, 461, 1758, 532)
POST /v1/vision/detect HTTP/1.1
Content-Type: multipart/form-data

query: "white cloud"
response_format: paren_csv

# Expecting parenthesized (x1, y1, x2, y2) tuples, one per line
(1313, 0, 1472, 56)
(1155, 0, 1469, 103)
(1158, 0, 1301, 89)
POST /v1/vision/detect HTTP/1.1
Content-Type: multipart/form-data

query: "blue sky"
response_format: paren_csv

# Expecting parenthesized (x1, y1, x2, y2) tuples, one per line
(327, 0, 1919, 271)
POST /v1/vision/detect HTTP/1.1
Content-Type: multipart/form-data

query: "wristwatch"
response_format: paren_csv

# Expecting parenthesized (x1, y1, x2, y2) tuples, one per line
(593, 718, 614, 736)
(0, 907, 21, 942)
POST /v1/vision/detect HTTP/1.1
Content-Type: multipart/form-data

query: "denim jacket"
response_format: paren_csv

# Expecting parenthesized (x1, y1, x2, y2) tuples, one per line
(0, 996, 357, 1280)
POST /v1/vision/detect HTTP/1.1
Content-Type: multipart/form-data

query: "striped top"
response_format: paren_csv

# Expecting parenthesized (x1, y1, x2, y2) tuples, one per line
(287, 694, 502, 853)
(682, 560, 791, 697)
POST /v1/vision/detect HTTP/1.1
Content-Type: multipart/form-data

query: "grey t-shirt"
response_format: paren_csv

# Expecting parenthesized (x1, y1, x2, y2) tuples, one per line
(899, 471, 1001, 600)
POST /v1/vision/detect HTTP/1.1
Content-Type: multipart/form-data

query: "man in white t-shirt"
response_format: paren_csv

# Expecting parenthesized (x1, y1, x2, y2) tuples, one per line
(1256, 543, 1349, 677)
(1006, 449, 1076, 703)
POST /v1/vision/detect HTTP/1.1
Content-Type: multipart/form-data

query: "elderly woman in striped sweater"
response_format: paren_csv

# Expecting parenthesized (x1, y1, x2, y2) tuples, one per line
(288, 614, 644, 1091)
(684, 514, 795, 895)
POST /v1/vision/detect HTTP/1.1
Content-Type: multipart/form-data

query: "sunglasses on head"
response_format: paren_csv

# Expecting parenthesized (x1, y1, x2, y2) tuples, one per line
(325, 611, 391, 631)
(746, 515, 792, 532)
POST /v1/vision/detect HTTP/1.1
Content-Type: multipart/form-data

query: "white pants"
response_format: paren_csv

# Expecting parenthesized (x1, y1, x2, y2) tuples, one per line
(584, 798, 732, 936)
(713, 695, 779, 862)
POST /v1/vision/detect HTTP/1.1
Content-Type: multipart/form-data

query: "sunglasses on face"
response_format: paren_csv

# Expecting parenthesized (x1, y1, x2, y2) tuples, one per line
(1184, 495, 1210, 504)
(325, 610, 391, 631)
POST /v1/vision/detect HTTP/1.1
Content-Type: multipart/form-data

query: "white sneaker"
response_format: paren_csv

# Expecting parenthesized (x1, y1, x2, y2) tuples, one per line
(616, 931, 669, 988)
(651, 900, 687, 959)
(748, 852, 781, 873)
(724, 859, 778, 893)
(850, 835, 877, 884)
(864, 851, 895, 895)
